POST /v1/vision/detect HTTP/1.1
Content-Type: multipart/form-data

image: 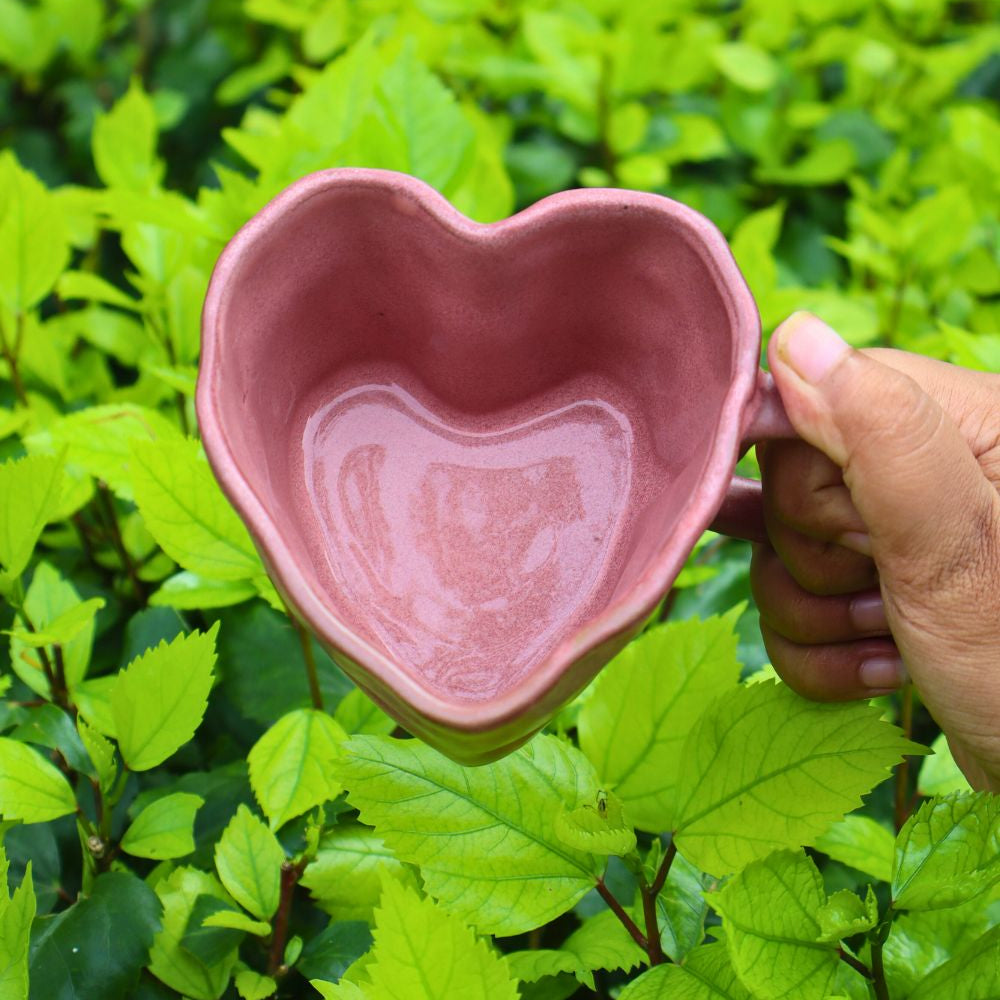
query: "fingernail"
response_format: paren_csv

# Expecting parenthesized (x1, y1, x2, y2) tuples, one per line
(850, 593, 888, 632)
(777, 312, 851, 384)
(859, 656, 908, 690)
(839, 531, 873, 557)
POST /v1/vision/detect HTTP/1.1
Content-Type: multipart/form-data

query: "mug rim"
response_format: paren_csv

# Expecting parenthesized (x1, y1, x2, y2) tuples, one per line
(197, 167, 761, 734)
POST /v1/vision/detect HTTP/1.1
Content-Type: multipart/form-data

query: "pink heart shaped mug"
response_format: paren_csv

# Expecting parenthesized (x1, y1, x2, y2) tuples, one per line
(197, 168, 793, 763)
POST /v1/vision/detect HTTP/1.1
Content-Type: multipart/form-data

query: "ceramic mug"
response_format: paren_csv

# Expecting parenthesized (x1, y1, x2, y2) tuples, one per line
(197, 168, 794, 764)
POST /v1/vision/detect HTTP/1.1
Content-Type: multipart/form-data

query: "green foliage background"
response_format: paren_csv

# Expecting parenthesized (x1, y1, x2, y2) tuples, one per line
(0, 1, 998, 998)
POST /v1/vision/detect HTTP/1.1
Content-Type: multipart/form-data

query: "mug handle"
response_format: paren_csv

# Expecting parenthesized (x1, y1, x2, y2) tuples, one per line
(709, 370, 797, 543)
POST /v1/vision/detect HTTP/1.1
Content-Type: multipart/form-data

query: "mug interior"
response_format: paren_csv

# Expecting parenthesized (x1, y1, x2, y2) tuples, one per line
(209, 183, 738, 703)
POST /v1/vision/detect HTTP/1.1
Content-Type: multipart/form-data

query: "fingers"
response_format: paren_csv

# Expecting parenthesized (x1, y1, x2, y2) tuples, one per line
(758, 439, 877, 596)
(751, 544, 903, 700)
(768, 313, 1000, 606)
(759, 621, 904, 700)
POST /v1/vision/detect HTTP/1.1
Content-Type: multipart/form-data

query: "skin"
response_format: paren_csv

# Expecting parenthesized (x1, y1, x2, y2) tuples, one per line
(752, 312, 1000, 791)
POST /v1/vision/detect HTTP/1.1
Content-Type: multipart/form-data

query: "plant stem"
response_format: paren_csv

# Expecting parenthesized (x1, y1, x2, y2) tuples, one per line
(650, 839, 677, 897)
(0, 311, 28, 405)
(638, 874, 666, 965)
(895, 684, 914, 832)
(595, 877, 647, 952)
(95, 486, 145, 602)
(867, 910, 894, 1000)
(269, 859, 306, 976)
(290, 614, 324, 711)
(838, 948, 873, 981)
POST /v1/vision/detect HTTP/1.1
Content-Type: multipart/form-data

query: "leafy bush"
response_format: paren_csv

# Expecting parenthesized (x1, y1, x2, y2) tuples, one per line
(0, 1, 998, 998)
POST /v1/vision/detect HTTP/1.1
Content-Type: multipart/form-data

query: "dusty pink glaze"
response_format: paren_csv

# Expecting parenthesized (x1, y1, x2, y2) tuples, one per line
(197, 168, 793, 763)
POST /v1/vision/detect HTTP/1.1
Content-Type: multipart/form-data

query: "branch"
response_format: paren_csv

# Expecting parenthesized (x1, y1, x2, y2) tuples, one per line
(894, 684, 915, 832)
(651, 839, 678, 897)
(268, 859, 307, 976)
(595, 877, 647, 953)
(289, 614, 324, 711)
(838, 948, 873, 981)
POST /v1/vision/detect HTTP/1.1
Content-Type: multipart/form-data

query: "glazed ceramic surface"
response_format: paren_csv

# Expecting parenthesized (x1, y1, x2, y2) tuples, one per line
(197, 168, 792, 763)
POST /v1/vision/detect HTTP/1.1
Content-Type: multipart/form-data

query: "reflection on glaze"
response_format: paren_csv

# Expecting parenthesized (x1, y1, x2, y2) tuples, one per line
(302, 384, 635, 700)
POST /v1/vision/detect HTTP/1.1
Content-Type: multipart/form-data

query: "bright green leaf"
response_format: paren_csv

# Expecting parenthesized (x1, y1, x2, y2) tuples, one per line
(0, 738, 76, 822)
(893, 792, 1000, 911)
(333, 688, 395, 736)
(129, 437, 260, 581)
(150, 572, 257, 610)
(577, 609, 742, 832)
(4, 596, 103, 647)
(562, 909, 646, 976)
(714, 850, 866, 999)
(617, 944, 752, 999)
(673, 680, 919, 875)
(713, 42, 779, 91)
(0, 848, 34, 1000)
(235, 968, 278, 1000)
(0, 152, 70, 313)
(908, 924, 1000, 1000)
(301, 825, 407, 921)
(121, 792, 204, 860)
(248, 709, 347, 830)
(202, 910, 270, 936)
(77, 716, 116, 793)
(336, 734, 601, 935)
(555, 789, 636, 857)
(815, 886, 878, 942)
(214, 804, 285, 920)
(919, 733, 973, 796)
(814, 813, 895, 882)
(505, 949, 590, 987)
(148, 867, 238, 1000)
(0, 455, 65, 579)
(361, 876, 519, 1000)
(92, 78, 163, 192)
(111, 624, 218, 771)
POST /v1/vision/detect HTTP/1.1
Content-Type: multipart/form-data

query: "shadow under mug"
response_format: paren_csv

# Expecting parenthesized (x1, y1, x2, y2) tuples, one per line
(197, 168, 795, 764)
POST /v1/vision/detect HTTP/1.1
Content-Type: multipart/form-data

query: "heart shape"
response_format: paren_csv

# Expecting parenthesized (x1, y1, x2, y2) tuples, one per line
(198, 168, 762, 762)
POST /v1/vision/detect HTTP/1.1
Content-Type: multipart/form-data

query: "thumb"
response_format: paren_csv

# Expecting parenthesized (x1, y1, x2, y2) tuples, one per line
(768, 312, 999, 596)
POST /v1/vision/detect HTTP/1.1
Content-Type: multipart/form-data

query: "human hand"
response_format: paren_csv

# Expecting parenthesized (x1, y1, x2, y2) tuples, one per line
(751, 312, 1000, 791)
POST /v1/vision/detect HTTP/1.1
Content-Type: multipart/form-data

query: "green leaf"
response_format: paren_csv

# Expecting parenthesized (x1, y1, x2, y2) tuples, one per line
(884, 893, 1000, 997)
(814, 814, 895, 882)
(5, 597, 103, 647)
(505, 950, 589, 987)
(235, 969, 278, 1000)
(0, 152, 70, 313)
(893, 793, 1000, 911)
(0, 848, 34, 1000)
(673, 680, 919, 875)
(617, 944, 752, 999)
(9, 562, 96, 698)
(577, 610, 742, 832)
(713, 850, 866, 1000)
(121, 792, 204, 860)
(202, 909, 270, 936)
(33, 404, 182, 501)
(28, 871, 161, 1000)
(365, 41, 474, 195)
(92, 78, 163, 192)
(712, 42, 779, 91)
(919, 733, 973, 796)
(0, 738, 76, 822)
(0, 455, 65, 579)
(129, 437, 260, 581)
(248, 709, 347, 830)
(10, 703, 92, 774)
(908, 925, 1000, 999)
(77, 716, 116, 793)
(336, 734, 602, 935)
(111, 624, 218, 771)
(555, 789, 637, 856)
(148, 868, 238, 1000)
(297, 921, 373, 984)
(214, 804, 285, 920)
(56, 271, 140, 311)
(333, 687, 395, 736)
(360, 876, 519, 1000)
(312, 980, 368, 1000)
(652, 850, 708, 963)
(150, 572, 257, 610)
(815, 886, 878, 942)
(301, 825, 407, 921)
(562, 909, 646, 976)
